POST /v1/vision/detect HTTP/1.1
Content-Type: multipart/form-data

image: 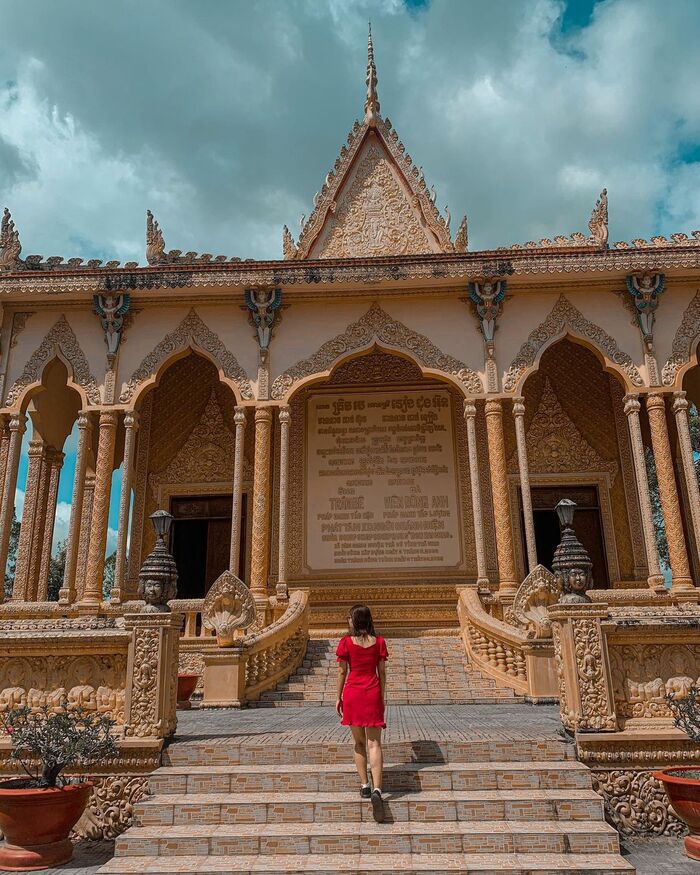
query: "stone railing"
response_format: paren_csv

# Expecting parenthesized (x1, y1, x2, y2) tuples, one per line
(0, 611, 181, 839)
(457, 582, 558, 700)
(549, 595, 700, 837)
(202, 589, 309, 707)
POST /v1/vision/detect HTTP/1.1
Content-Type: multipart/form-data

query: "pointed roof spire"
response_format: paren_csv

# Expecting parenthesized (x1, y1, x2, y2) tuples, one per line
(364, 22, 381, 127)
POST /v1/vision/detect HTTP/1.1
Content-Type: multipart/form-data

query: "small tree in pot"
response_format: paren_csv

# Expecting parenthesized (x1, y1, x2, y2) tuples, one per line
(0, 703, 119, 870)
(653, 686, 700, 861)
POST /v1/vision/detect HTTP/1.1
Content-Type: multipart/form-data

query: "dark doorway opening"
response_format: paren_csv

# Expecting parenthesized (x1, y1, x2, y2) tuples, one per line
(520, 484, 610, 588)
(169, 494, 247, 599)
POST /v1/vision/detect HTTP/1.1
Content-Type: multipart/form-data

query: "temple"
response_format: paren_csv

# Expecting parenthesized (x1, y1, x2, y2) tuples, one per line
(0, 28, 699, 870)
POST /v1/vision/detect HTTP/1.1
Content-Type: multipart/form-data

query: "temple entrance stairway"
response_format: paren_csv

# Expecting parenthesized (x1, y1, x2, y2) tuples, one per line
(249, 636, 521, 707)
(99, 699, 634, 874)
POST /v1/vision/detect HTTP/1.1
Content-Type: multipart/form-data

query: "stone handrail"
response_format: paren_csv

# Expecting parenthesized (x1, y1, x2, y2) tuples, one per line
(202, 589, 309, 707)
(168, 598, 215, 640)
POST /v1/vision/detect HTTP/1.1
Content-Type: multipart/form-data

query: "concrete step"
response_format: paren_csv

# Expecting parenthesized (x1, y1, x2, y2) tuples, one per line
(133, 789, 605, 826)
(148, 761, 593, 795)
(99, 851, 635, 873)
(115, 820, 620, 857)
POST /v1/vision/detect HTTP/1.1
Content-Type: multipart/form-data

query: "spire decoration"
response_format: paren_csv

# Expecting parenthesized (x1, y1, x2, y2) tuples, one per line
(588, 189, 608, 248)
(282, 225, 298, 259)
(454, 216, 468, 253)
(364, 23, 381, 126)
(0, 208, 22, 271)
(146, 209, 168, 265)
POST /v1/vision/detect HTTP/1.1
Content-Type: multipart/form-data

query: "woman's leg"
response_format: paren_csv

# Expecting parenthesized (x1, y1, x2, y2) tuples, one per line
(350, 725, 369, 785)
(365, 727, 383, 791)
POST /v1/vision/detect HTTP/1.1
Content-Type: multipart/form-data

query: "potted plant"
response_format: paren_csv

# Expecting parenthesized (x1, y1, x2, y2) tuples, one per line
(176, 673, 199, 709)
(0, 703, 119, 871)
(653, 685, 700, 860)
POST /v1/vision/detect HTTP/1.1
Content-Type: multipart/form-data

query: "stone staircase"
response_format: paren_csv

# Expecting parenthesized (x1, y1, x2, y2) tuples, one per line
(100, 732, 633, 874)
(249, 636, 521, 707)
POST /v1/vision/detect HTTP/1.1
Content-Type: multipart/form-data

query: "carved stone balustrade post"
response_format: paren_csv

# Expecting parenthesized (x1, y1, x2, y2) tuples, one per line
(646, 393, 693, 592)
(484, 399, 518, 597)
(82, 410, 118, 607)
(672, 391, 700, 583)
(0, 412, 26, 602)
(463, 400, 488, 587)
(12, 438, 45, 602)
(623, 394, 664, 589)
(548, 602, 617, 733)
(250, 406, 273, 607)
(512, 396, 537, 574)
(277, 405, 291, 598)
(38, 449, 64, 601)
(229, 406, 247, 576)
(112, 411, 139, 602)
(76, 473, 96, 601)
(202, 647, 247, 708)
(59, 414, 94, 603)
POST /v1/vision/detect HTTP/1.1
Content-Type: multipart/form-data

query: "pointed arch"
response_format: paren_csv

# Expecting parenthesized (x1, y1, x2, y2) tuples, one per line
(503, 295, 644, 393)
(270, 302, 483, 400)
(662, 291, 700, 387)
(119, 308, 253, 405)
(4, 315, 100, 408)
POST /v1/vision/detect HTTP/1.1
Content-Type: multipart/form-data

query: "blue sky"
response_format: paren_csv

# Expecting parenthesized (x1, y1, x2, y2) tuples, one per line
(3, 0, 700, 560)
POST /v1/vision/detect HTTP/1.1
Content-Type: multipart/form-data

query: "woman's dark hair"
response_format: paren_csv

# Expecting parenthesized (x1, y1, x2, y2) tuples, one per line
(348, 604, 376, 637)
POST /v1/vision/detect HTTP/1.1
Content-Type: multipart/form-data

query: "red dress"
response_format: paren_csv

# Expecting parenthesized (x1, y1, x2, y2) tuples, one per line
(336, 636, 388, 728)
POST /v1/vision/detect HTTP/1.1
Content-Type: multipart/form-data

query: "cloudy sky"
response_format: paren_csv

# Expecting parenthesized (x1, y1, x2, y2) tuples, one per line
(2, 0, 700, 266)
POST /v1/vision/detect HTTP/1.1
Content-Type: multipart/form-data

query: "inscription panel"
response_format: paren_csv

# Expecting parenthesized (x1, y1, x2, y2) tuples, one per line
(306, 389, 462, 571)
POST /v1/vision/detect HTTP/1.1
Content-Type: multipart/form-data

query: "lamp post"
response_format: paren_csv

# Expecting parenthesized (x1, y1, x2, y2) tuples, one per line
(552, 499, 593, 604)
(137, 510, 178, 612)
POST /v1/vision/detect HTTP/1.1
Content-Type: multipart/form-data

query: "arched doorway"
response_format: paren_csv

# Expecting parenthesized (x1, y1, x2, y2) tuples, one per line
(126, 352, 252, 599)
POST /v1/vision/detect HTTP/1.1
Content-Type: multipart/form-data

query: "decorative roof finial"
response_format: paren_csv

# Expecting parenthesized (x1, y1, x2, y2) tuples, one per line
(454, 215, 468, 253)
(282, 225, 298, 260)
(0, 208, 22, 272)
(146, 209, 168, 265)
(588, 188, 608, 248)
(364, 22, 381, 127)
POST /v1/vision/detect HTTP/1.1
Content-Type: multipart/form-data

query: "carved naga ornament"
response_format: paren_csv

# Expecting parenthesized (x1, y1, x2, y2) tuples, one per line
(506, 564, 560, 639)
(0, 208, 22, 271)
(202, 570, 257, 647)
(588, 188, 609, 248)
(146, 209, 168, 265)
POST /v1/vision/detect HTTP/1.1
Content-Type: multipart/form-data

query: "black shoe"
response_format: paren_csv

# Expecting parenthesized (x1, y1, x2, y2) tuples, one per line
(371, 788, 385, 823)
(360, 784, 371, 799)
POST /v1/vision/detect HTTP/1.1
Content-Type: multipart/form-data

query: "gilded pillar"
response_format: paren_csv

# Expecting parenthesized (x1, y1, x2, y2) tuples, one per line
(37, 449, 64, 601)
(76, 474, 96, 600)
(646, 393, 693, 591)
(512, 396, 537, 573)
(277, 405, 291, 594)
(229, 406, 247, 576)
(673, 391, 700, 582)
(12, 439, 45, 602)
(0, 412, 26, 599)
(250, 406, 273, 601)
(112, 411, 139, 602)
(60, 412, 93, 604)
(484, 399, 518, 594)
(0, 416, 11, 502)
(623, 394, 664, 588)
(82, 410, 118, 606)
(463, 401, 488, 586)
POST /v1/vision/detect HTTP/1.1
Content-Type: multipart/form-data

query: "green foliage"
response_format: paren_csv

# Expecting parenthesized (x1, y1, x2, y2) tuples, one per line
(666, 685, 700, 744)
(644, 445, 669, 569)
(3, 512, 20, 600)
(47, 539, 67, 602)
(0, 703, 120, 788)
(103, 550, 116, 600)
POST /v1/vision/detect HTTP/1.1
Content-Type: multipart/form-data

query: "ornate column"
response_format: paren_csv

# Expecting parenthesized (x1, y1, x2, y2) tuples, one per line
(12, 439, 45, 602)
(82, 410, 118, 606)
(463, 401, 488, 586)
(0, 412, 26, 599)
(0, 416, 11, 500)
(484, 399, 518, 595)
(673, 392, 700, 582)
(111, 411, 139, 602)
(229, 406, 247, 576)
(646, 393, 693, 591)
(249, 406, 273, 602)
(60, 412, 93, 604)
(37, 449, 64, 600)
(76, 474, 96, 600)
(277, 405, 291, 596)
(512, 396, 538, 573)
(623, 394, 664, 588)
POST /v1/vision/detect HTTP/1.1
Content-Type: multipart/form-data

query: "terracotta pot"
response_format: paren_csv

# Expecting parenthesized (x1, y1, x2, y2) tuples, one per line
(177, 672, 199, 709)
(0, 781, 91, 870)
(654, 767, 700, 860)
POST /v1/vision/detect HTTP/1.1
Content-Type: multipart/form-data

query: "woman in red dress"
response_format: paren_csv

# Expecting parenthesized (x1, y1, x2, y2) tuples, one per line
(335, 604, 388, 822)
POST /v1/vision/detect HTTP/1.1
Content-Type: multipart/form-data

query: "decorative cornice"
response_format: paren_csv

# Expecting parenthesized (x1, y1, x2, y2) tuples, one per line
(119, 308, 253, 403)
(503, 295, 644, 392)
(4, 315, 100, 407)
(270, 301, 483, 399)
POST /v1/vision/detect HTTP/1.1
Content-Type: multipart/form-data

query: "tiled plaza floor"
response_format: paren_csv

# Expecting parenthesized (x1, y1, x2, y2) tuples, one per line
(621, 837, 699, 873)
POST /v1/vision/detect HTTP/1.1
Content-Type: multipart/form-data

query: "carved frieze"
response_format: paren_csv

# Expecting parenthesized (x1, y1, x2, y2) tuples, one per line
(592, 769, 684, 836)
(610, 642, 700, 719)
